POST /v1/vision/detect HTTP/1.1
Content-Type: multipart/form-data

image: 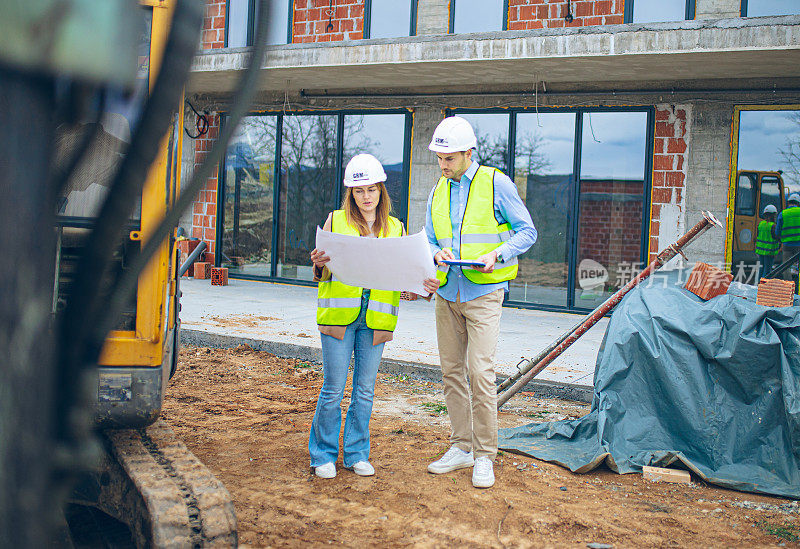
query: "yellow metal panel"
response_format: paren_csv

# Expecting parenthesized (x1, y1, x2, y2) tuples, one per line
(99, 0, 176, 368)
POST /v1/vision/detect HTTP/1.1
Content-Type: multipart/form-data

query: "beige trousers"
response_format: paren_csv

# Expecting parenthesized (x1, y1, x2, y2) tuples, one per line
(435, 289, 504, 460)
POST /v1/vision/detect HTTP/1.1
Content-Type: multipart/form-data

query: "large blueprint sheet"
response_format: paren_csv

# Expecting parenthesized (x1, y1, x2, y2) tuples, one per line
(315, 228, 436, 295)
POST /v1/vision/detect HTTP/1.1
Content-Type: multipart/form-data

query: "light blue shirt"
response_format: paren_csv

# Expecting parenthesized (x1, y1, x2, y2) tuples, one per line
(425, 161, 537, 303)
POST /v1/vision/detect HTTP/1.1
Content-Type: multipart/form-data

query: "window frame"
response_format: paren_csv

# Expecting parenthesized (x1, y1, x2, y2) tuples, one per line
(448, 0, 510, 34)
(741, 0, 799, 17)
(363, 0, 418, 39)
(623, 0, 696, 23)
(447, 106, 654, 314)
(224, 0, 295, 48)
(215, 108, 414, 285)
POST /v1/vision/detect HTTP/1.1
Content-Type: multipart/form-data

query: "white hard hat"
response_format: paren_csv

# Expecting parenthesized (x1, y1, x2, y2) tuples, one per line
(789, 193, 800, 204)
(343, 153, 387, 187)
(428, 116, 477, 153)
(763, 204, 778, 215)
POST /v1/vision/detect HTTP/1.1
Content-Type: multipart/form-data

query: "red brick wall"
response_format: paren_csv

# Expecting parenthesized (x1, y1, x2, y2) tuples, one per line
(578, 180, 644, 283)
(507, 0, 624, 29)
(203, 1, 227, 49)
(292, 0, 364, 43)
(648, 105, 690, 263)
(191, 114, 221, 254)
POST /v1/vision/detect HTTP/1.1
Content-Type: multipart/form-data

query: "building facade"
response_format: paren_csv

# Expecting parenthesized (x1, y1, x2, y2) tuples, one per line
(182, 0, 800, 312)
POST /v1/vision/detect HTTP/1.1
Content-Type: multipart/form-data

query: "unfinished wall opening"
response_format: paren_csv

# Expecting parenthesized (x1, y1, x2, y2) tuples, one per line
(727, 105, 800, 282)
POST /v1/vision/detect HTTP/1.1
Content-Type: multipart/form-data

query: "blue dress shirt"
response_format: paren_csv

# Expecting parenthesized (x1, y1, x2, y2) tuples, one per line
(425, 161, 537, 302)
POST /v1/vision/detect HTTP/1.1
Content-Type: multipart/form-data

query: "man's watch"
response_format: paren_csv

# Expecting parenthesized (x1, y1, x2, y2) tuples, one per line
(495, 250, 504, 263)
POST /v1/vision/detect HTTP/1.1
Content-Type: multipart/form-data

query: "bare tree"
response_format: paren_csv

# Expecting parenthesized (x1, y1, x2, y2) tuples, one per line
(778, 111, 800, 188)
(472, 128, 550, 175)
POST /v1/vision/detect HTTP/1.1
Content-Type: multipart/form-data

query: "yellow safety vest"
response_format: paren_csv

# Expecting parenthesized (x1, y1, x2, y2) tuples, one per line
(316, 210, 403, 331)
(430, 165, 518, 286)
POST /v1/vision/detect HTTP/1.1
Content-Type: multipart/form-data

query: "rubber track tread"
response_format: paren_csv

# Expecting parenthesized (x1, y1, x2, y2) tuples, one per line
(107, 420, 237, 548)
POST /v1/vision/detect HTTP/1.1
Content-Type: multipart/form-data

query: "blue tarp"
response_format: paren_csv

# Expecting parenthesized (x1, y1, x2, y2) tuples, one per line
(499, 279, 800, 498)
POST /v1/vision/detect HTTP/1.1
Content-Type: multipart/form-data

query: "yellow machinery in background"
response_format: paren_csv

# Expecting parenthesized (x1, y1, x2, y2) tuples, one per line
(730, 170, 786, 265)
(53, 2, 237, 545)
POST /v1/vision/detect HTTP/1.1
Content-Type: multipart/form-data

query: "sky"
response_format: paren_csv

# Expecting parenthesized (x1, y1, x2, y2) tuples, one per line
(460, 111, 648, 180)
(738, 110, 800, 192)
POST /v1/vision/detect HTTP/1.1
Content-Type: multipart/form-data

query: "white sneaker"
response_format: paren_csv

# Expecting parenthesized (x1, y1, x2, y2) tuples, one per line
(472, 456, 495, 488)
(427, 446, 474, 474)
(350, 461, 375, 476)
(314, 462, 336, 479)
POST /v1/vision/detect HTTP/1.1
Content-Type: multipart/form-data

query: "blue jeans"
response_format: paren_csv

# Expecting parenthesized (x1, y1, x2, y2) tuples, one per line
(309, 295, 385, 468)
(758, 254, 775, 280)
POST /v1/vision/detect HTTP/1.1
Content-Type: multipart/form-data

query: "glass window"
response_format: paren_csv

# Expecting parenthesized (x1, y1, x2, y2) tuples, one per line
(512, 112, 577, 308)
(226, 0, 250, 47)
(745, 0, 799, 17)
(221, 116, 278, 276)
(458, 113, 509, 173)
(278, 114, 339, 281)
(452, 0, 505, 34)
(630, 0, 688, 23)
(368, 0, 415, 38)
(735, 173, 756, 215)
(343, 114, 409, 221)
(576, 111, 648, 309)
(760, 176, 781, 217)
(227, 0, 291, 47)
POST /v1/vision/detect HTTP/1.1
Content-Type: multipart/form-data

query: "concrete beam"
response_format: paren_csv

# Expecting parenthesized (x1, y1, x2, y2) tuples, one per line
(188, 16, 800, 94)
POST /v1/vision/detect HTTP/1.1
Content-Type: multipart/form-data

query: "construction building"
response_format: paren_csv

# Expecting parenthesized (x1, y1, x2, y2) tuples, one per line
(181, 0, 800, 313)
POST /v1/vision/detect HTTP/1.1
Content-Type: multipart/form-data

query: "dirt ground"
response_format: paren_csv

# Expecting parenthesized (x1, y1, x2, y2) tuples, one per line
(162, 345, 800, 548)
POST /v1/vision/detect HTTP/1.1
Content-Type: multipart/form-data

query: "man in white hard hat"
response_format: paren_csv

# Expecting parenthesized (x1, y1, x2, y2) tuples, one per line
(776, 193, 800, 288)
(422, 116, 537, 488)
(756, 204, 780, 279)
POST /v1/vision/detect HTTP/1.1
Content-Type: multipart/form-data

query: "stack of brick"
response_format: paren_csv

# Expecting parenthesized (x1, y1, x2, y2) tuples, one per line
(177, 240, 201, 277)
(193, 262, 211, 280)
(211, 267, 228, 286)
(684, 262, 733, 300)
(756, 279, 795, 307)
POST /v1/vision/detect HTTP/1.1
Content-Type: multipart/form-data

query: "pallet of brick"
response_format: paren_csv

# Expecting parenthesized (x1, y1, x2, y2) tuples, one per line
(193, 262, 210, 280)
(177, 239, 201, 277)
(642, 466, 691, 484)
(756, 278, 794, 307)
(211, 267, 228, 286)
(684, 262, 733, 300)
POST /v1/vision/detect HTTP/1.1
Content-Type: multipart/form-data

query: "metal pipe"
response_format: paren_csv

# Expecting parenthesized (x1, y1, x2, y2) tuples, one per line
(497, 211, 723, 409)
(179, 240, 207, 277)
(765, 250, 800, 279)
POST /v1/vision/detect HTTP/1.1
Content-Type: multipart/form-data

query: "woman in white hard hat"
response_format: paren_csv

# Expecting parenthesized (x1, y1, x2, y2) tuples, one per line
(307, 153, 405, 479)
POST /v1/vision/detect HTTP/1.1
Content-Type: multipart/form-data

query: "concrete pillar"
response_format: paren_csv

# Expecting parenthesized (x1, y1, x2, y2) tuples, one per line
(416, 0, 451, 36)
(407, 107, 446, 232)
(684, 101, 734, 266)
(694, 0, 741, 20)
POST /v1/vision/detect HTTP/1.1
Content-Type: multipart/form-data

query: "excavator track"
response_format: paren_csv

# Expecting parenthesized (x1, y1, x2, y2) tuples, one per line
(68, 420, 236, 548)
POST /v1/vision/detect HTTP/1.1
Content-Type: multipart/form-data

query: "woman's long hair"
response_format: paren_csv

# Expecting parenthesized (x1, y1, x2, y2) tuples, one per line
(341, 182, 393, 237)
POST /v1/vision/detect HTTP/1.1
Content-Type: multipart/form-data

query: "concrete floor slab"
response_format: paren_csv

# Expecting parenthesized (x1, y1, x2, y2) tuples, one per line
(179, 277, 606, 398)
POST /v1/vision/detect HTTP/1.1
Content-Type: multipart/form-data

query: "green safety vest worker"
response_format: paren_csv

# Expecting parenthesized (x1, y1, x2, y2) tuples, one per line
(316, 210, 403, 331)
(430, 165, 518, 286)
(755, 220, 780, 256)
(780, 206, 800, 245)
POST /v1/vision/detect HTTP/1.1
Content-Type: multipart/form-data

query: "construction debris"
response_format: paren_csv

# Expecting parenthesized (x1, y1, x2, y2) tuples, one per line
(756, 278, 795, 307)
(684, 262, 733, 300)
(642, 466, 691, 485)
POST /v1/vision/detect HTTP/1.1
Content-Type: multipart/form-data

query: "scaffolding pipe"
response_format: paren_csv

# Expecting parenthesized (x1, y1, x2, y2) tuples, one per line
(497, 210, 723, 409)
